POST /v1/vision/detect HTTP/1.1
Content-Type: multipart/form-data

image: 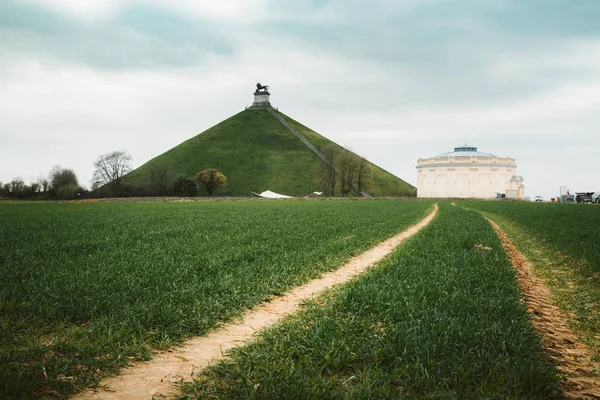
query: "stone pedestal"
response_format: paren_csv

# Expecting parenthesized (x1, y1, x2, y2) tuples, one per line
(250, 90, 272, 109)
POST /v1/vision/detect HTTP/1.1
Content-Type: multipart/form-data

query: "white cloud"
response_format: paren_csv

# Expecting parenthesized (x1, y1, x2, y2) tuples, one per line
(18, 0, 271, 22)
(1, 0, 600, 201)
(163, 0, 270, 21)
(18, 0, 122, 21)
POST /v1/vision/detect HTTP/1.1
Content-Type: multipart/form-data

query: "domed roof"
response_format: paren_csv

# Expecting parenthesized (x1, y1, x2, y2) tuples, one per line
(435, 145, 496, 158)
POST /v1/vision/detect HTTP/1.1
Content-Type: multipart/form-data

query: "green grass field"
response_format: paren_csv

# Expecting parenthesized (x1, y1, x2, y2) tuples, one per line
(462, 201, 600, 364)
(4, 199, 599, 399)
(124, 109, 415, 196)
(0, 199, 433, 399)
(180, 203, 560, 399)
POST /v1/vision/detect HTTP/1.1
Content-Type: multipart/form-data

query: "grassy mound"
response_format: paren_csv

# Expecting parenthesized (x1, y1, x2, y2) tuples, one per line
(124, 109, 414, 197)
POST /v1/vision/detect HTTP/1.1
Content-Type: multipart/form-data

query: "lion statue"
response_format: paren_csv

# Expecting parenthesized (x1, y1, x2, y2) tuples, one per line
(256, 82, 269, 92)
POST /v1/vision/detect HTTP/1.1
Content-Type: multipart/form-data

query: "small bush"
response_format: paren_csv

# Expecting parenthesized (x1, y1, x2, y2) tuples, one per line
(172, 176, 198, 197)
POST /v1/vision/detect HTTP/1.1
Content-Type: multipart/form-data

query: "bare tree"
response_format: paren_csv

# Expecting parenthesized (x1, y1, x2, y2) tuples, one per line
(319, 144, 340, 196)
(8, 177, 25, 194)
(338, 149, 359, 197)
(149, 166, 171, 196)
(92, 151, 132, 196)
(355, 154, 371, 195)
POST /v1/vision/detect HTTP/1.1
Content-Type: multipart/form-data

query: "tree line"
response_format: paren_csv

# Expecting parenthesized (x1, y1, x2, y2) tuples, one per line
(1, 166, 83, 200)
(0, 151, 132, 200)
(1, 145, 367, 200)
(142, 167, 228, 197)
(0, 150, 229, 200)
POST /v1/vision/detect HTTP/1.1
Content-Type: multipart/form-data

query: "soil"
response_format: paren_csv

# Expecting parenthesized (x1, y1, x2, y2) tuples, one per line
(488, 218, 600, 399)
(74, 205, 438, 400)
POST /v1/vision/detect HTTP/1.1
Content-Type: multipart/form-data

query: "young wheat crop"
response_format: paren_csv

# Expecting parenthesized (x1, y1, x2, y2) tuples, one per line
(181, 203, 560, 399)
(0, 200, 433, 398)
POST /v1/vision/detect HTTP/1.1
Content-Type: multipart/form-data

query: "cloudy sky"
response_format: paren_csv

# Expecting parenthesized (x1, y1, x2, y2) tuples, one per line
(1, 0, 599, 199)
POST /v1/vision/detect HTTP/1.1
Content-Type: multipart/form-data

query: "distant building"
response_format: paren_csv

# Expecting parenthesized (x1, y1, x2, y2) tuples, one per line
(416, 145, 525, 199)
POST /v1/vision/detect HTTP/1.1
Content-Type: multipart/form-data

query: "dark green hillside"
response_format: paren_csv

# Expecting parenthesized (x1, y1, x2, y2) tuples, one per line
(125, 109, 414, 196)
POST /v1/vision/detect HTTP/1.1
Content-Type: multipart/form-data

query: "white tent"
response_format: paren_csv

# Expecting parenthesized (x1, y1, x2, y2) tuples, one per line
(252, 190, 295, 199)
(251, 190, 324, 199)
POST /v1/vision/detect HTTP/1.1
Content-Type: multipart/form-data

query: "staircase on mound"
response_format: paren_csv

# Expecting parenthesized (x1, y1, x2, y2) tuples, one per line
(266, 109, 372, 199)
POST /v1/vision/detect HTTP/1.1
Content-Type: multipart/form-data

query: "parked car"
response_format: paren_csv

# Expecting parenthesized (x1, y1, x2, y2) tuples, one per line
(533, 195, 543, 202)
(592, 192, 600, 204)
(576, 192, 594, 203)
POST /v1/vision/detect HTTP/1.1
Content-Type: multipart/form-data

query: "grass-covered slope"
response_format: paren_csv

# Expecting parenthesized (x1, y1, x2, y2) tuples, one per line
(284, 116, 415, 197)
(125, 109, 414, 196)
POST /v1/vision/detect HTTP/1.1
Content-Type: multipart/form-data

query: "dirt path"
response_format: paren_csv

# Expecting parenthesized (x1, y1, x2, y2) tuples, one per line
(75, 205, 438, 400)
(487, 218, 600, 399)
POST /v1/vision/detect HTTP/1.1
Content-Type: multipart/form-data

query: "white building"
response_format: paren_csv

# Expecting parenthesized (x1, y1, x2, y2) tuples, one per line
(416, 145, 525, 199)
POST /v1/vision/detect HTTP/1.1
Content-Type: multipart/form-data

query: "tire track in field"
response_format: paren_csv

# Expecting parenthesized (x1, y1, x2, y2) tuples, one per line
(74, 205, 438, 400)
(487, 218, 600, 400)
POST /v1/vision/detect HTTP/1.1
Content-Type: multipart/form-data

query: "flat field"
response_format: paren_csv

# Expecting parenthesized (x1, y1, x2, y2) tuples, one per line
(0, 199, 433, 399)
(463, 201, 600, 363)
(181, 203, 560, 399)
